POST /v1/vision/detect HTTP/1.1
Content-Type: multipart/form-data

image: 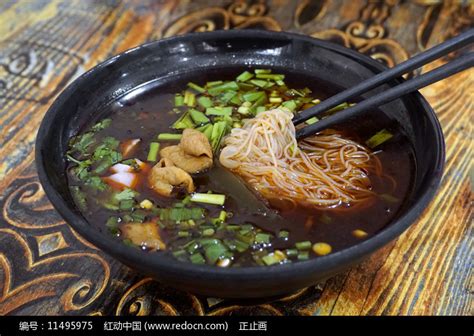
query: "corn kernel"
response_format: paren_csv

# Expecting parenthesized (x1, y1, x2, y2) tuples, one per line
(312, 242, 332, 256)
(352, 229, 368, 239)
(139, 199, 153, 209)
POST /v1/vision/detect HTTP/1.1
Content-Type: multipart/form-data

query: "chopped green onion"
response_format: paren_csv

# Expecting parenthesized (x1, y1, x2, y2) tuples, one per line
(190, 193, 226, 205)
(190, 253, 206, 264)
(255, 233, 272, 244)
(205, 106, 232, 116)
(306, 116, 319, 125)
(320, 213, 332, 224)
(218, 210, 227, 222)
(242, 91, 265, 102)
(278, 230, 289, 239)
(379, 193, 399, 203)
(285, 249, 298, 258)
(197, 96, 213, 108)
(178, 231, 190, 237)
(262, 254, 280, 266)
(172, 112, 195, 129)
(210, 121, 227, 152)
(183, 91, 196, 107)
(174, 94, 184, 106)
(249, 79, 269, 88)
(189, 109, 210, 124)
(236, 71, 254, 82)
(254, 69, 272, 74)
(261, 250, 286, 265)
(366, 129, 393, 148)
(208, 81, 239, 96)
(172, 250, 186, 258)
(157, 133, 182, 141)
(297, 251, 310, 260)
(202, 228, 215, 236)
(269, 97, 283, 104)
(218, 90, 237, 104)
(229, 93, 242, 105)
(281, 100, 297, 112)
(255, 73, 284, 81)
(187, 82, 206, 93)
(203, 240, 229, 264)
(326, 102, 350, 114)
(199, 123, 213, 140)
(295, 241, 312, 250)
(147, 142, 160, 162)
(206, 80, 223, 88)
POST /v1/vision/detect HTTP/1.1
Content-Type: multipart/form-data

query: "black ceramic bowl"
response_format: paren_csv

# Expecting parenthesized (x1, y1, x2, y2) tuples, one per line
(35, 30, 444, 299)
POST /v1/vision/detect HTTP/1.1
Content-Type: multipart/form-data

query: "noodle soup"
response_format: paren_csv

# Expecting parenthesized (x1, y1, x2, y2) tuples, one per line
(65, 69, 414, 267)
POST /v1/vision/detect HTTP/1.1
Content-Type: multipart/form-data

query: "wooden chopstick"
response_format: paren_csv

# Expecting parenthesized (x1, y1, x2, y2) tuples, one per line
(294, 28, 473, 139)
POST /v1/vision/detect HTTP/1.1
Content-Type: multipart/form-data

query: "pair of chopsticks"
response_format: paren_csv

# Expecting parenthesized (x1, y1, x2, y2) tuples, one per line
(294, 28, 474, 140)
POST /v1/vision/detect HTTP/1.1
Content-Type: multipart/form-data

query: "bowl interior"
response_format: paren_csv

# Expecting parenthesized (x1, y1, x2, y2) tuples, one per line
(36, 30, 444, 298)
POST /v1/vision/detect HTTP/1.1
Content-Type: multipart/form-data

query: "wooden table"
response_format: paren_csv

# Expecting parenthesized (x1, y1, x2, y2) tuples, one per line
(0, 0, 472, 316)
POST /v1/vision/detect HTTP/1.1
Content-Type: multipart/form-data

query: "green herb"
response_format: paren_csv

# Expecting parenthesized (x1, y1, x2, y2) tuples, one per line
(106, 216, 120, 234)
(306, 116, 319, 125)
(113, 188, 137, 202)
(91, 118, 112, 132)
(69, 132, 96, 155)
(70, 186, 87, 211)
(119, 199, 135, 210)
(84, 176, 108, 191)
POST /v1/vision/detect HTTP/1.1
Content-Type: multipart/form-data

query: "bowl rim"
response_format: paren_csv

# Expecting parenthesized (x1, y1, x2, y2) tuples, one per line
(35, 29, 445, 282)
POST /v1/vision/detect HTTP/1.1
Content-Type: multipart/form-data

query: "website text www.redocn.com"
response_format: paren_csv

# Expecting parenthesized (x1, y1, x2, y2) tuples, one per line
(144, 321, 228, 332)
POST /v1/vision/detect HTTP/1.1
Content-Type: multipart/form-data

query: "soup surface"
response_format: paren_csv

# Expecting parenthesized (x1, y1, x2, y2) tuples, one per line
(66, 68, 415, 267)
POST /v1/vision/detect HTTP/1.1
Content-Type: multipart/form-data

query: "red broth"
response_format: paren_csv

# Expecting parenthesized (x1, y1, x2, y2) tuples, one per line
(66, 69, 415, 267)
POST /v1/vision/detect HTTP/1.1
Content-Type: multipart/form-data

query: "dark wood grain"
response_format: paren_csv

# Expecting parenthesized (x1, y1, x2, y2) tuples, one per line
(0, 0, 472, 316)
